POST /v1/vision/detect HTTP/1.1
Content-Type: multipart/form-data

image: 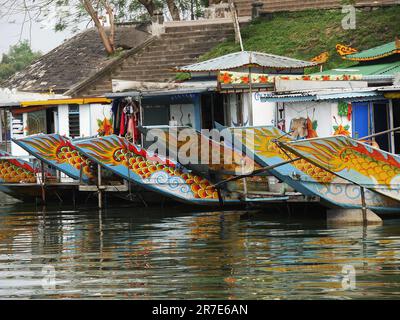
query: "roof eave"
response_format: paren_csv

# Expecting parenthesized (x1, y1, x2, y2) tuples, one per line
(175, 64, 317, 73)
(342, 49, 400, 61)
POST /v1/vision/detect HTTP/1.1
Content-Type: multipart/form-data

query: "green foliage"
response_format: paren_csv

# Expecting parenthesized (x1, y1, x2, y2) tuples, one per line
(338, 101, 349, 116)
(0, 41, 41, 81)
(341, 0, 356, 5)
(200, 7, 400, 72)
(46, 0, 208, 28)
(175, 72, 191, 81)
(312, 120, 318, 130)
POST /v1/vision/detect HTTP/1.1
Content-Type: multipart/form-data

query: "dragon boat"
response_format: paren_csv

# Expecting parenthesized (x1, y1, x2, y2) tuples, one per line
(222, 126, 400, 214)
(0, 150, 39, 184)
(279, 135, 400, 205)
(71, 134, 237, 205)
(13, 134, 95, 183)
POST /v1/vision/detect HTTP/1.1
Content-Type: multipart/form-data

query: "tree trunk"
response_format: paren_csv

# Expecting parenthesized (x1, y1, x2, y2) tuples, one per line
(81, 0, 114, 55)
(103, 0, 115, 51)
(166, 0, 181, 21)
(137, 0, 156, 17)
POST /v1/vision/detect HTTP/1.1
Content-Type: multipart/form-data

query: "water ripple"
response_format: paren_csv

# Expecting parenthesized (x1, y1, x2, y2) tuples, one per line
(0, 200, 400, 299)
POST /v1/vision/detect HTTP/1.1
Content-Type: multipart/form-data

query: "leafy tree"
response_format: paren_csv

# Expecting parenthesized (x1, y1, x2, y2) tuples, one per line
(0, 41, 41, 81)
(1, 0, 209, 55)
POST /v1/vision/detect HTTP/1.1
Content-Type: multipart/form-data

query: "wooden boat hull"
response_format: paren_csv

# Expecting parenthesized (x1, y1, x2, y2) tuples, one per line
(145, 126, 259, 179)
(143, 126, 270, 195)
(0, 183, 80, 202)
(280, 135, 400, 205)
(12, 134, 95, 182)
(226, 126, 400, 213)
(72, 135, 233, 205)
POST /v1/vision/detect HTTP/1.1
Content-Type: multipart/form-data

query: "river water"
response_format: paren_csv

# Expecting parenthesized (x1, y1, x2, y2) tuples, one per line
(1, 193, 400, 300)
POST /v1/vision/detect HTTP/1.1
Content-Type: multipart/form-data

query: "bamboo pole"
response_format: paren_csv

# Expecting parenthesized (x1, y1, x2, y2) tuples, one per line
(213, 157, 301, 188)
(359, 126, 400, 141)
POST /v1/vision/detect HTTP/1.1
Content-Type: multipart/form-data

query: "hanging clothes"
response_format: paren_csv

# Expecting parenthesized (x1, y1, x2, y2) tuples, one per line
(119, 111, 126, 136)
(127, 116, 135, 140)
(113, 100, 125, 134)
(111, 97, 140, 139)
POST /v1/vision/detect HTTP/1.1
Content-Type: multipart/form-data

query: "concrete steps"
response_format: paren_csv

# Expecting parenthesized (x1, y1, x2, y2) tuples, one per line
(110, 20, 237, 82)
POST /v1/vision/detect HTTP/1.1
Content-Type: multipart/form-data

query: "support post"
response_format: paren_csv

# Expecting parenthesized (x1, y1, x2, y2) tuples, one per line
(211, 93, 215, 129)
(5, 110, 9, 153)
(248, 66, 254, 126)
(97, 164, 103, 209)
(243, 177, 248, 199)
(360, 187, 367, 225)
(388, 99, 395, 153)
(41, 161, 46, 205)
(139, 95, 144, 147)
(327, 186, 381, 225)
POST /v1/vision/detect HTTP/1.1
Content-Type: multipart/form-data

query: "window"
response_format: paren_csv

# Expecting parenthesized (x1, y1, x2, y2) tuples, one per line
(26, 110, 47, 135)
(68, 104, 80, 138)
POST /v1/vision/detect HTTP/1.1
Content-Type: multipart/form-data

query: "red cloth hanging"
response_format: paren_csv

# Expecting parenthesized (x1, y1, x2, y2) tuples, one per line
(119, 113, 126, 136)
(133, 114, 139, 143)
(347, 103, 352, 121)
(127, 114, 139, 142)
(127, 116, 134, 139)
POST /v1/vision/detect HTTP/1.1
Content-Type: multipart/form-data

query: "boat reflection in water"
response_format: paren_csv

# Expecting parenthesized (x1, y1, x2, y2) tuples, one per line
(1, 201, 400, 299)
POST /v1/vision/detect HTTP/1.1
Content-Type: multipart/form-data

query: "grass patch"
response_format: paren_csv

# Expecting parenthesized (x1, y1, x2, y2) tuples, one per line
(200, 7, 400, 72)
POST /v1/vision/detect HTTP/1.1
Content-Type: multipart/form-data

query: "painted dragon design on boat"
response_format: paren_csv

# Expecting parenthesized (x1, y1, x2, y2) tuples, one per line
(279, 135, 400, 202)
(13, 134, 94, 182)
(73, 135, 220, 203)
(226, 126, 400, 213)
(0, 151, 37, 183)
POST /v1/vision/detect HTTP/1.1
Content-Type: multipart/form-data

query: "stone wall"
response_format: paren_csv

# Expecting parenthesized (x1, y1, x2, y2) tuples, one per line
(233, 0, 399, 17)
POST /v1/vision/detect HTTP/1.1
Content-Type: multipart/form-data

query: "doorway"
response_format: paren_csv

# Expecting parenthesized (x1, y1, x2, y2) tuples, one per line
(372, 102, 390, 152)
(352, 102, 370, 139)
(201, 93, 225, 129)
(392, 99, 400, 153)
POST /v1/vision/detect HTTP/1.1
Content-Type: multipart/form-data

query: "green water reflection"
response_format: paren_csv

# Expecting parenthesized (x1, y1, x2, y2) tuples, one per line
(1, 197, 400, 299)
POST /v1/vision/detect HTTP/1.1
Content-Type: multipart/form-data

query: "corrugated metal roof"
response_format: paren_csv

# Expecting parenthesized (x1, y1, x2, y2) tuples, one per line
(344, 41, 399, 61)
(260, 88, 383, 102)
(314, 61, 400, 77)
(175, 51, 318, 72)
(0, 88, 67, 108)
(377, 85, 400, 92)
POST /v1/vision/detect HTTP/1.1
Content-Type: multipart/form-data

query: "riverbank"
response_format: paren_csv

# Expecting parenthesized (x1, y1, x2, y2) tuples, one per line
(200, 7, 400, 71)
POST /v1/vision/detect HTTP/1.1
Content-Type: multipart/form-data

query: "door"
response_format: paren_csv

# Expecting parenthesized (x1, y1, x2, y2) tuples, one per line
(352, 102, 370, 139)
(392, 99, 400, 153)
(372, 102, 390, 152)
